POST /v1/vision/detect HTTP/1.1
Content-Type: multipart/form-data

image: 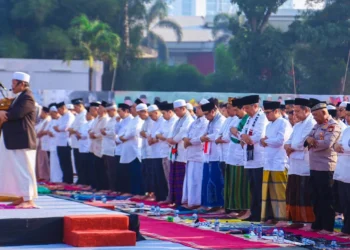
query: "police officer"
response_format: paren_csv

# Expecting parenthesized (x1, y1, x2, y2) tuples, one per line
(305, 98, 341, 234)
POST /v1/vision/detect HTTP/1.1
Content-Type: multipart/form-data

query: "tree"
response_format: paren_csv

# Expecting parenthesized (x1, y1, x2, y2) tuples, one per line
(231, 0, 288, 34)
(142, 0, 182, 61)
(66, 14, 121, 90)
(212, 13, 241, 46)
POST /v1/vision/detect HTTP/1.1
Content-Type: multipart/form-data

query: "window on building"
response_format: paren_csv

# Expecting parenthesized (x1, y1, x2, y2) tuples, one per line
(182, 0, 192, 16)
(206, 0, 217, 15)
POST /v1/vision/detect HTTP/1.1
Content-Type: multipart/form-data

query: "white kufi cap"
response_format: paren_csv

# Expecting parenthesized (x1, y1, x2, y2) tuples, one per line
(13, 72, 30, 83)
(340, 102, 349, 108)
(66, 104, 74, 110)
(136, 103, 148, 112)
(148, 105, 159, 112)
(49, 106, 57, 112)
(173, 99, 186, 108)
(186, 103, 193, 110)
(199, 98, 209, 105)
(327, 105, 336, 110)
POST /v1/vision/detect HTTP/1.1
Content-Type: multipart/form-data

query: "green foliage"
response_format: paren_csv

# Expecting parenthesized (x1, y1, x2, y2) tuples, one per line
(0, 35, 28, 58)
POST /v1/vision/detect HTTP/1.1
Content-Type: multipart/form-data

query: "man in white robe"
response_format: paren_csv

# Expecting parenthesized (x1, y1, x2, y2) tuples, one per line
(0, 72, 38, 208)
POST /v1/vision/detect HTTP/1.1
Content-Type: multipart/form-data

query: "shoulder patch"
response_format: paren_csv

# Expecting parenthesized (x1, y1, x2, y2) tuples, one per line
(327, 125, 335, 132)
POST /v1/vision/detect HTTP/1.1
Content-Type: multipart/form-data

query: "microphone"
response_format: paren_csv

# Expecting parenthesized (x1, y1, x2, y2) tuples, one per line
(0, 82, 7, 90)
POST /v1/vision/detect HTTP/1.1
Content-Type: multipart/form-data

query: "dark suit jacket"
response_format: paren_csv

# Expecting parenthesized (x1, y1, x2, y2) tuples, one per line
(2, 88, 37, 150)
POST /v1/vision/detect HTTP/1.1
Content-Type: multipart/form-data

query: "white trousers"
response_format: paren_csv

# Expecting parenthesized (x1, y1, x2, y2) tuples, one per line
(0, 135, 38, 201)
(182, 161, 204, 206)
(50, 150, 63, 183)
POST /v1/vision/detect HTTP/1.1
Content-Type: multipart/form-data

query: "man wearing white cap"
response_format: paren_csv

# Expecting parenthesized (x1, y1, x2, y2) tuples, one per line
(101, 103, 119, 191)
(119, 103, 146, 196)
(0, 72, 38, 208)
(338, 102, 349, 125)
(187, 103, 197, 120)
(167, 99, 194, 206)
(182, 99, 209, 208)
(147, 104, 168, 201)
(140, 104, 154, 199)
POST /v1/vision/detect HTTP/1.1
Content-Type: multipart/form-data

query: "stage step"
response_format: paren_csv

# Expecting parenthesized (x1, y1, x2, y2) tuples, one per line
(65, 229, 136, 247)
(64, 215, 136, 247)
(64, 214, 129, 231)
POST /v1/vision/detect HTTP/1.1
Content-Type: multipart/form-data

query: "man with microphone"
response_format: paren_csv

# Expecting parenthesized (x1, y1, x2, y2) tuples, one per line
(0, 72, 38, 208)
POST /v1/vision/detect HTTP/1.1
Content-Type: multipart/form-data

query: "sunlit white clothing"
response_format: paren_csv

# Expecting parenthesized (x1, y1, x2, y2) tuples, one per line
(101, 115, 118, 157)
(141, 117, 154, 159)
(264, 117, 293, 171)
(90, 115, 109, 158)
(216, 116, 238, 163)
(204, 113, 226, 162)
(56, 111, 75, 147)
(78, 119, 94, 153)
(157, 115, 178, 158)
(115, 115, 133, 156)
(186, 116, 209, 162)
(150, 116, 165, 158)
(69, 110, 87, 149)
(226, 117, 245, 166)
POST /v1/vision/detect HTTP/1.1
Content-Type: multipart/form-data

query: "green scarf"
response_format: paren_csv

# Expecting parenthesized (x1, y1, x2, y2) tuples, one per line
(231, 114, 249, 144)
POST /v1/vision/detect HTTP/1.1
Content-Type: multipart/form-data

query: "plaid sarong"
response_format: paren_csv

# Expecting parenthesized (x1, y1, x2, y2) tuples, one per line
(286, 174, 315, 223)
(169, 161, 186, 205)
(224, 165, 250, 210)
(261, 170, 288, 221)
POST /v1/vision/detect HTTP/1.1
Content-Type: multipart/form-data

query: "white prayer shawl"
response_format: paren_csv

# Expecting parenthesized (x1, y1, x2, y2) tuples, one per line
(186, 116, 209, 162)
(101, 115, 118, 157)
(69, 110, 87, 149)
(285, 114, 316, 176)
(0, 135, 38, 201)
(241, 109, 269, 169)
(264, 117, 293, 171)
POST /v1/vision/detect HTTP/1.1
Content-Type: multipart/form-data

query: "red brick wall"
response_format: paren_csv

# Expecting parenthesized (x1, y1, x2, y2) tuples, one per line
(187, 52, 215, 75)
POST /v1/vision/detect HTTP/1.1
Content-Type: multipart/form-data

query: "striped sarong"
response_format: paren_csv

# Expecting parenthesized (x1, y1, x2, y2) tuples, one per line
(286, 174, 315, 223)
(261, 170, 288, 221)
(224, 165, 250, 210)
(169, 161, 186, 205)
(201, 161, 224, 207)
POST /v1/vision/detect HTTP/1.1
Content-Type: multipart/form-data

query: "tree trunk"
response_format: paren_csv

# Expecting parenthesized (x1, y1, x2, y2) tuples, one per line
(89, 66, 93, 91)
(123, 0, 130, 48)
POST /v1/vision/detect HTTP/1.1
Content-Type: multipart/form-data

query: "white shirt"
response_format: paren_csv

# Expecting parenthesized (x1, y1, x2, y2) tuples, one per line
(334, 127, 350, 183)
(242, 109, 269, 169)
(120, 116, 144, 164)
(169, 113, 194, 163)
(47, 119, 59, 151)
(216, 116, 239, 163)
(70, 110, 87, 149)
(101, 115, 118, 157)
(205, 113, 226, 162)
(141, 117, 154, 159)
(150, 116, 165, 159)
(90, 115, 109, 158)
(38, 116, 51, 151)
(186, 116, 209, 162)
(264, 117, 293, 171)
(226, 117, 246, 166)
(285, 114, 316, 176)
(157, 115, 178, 158)
(78, 119, 94, 153)
(115, 115, 133, 156)
(56, 111, 75, 147)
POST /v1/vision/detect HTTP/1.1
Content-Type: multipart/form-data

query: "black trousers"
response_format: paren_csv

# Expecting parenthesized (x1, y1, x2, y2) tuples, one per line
(57, 145, 73, 184)
(338, 181, 350, 234)
(104, 155, 117, 191)
(310, 170, 335, 232)
(115, 155, 131, 193)
(94, 155, 109, 191)
(152, 158, 168, 202)
(73, 148, 82, 184)
(246, 167, 263, 221)
(79, 152, 89, 185)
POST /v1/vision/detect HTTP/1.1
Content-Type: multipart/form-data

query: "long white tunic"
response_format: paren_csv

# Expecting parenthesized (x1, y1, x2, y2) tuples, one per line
(46, 118, 63, 182)
(150, 116, 165, 159)
(69, 110, 87, 149)
(141, 117, 154, 160)
(56, 111, 75, 147)
(186, 116, 209, 162)
(216, 116, 239, 163)
(204, 113, 226, 162)
(264, 117, 293, 171)
(120, 116, 144, 164)
(157, 115, 178, 159)
(285, 114, 316, 176)
(226, 117, 245, 166)
(169, 113, 194, 163)
(241, 109, 269, 169)
(78, 119, 94, 153)
(90, 115, 109, 158)
(38, 116, 51, 152)
(334, 127, 350, 184)
(101, 115, 118, 157)
(115, 115, 133, 156)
